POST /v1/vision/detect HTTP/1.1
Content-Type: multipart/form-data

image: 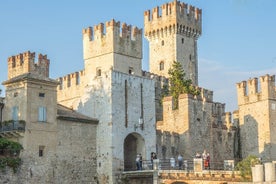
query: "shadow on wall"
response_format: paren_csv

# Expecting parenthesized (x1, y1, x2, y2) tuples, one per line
(155, 94, 238, 165)
(240, 115, 259, 160)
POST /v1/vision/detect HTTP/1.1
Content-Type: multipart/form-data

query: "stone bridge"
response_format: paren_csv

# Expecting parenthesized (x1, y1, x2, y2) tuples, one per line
(122, 170, 243, 184)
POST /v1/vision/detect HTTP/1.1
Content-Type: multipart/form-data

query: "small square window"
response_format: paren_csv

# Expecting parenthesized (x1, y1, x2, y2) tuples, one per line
(39, 146, 45, 157)
(39, 93, 45, 97)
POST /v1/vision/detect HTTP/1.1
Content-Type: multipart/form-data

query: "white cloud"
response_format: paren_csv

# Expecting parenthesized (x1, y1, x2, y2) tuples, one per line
(198, 58, 276, 112)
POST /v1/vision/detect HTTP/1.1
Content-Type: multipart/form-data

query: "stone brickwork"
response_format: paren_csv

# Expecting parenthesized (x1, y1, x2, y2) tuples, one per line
(144, 1, 201, 85)
(157, 91, 236, 162)
(0, 120, 98, 184)
(1, 51, 98, 184)
(57, 18, 156, 184)
(57, 70, 86, 108)
(7, 51, 49, 80)
(236, 74, 276, 161)
(3, 1, 276, 184)
(83, 19, 142, 80)
(70, 70, 156, 183)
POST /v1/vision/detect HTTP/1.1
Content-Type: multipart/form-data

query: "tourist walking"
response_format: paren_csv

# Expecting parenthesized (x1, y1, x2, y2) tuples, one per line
(177, 154, 183, 169)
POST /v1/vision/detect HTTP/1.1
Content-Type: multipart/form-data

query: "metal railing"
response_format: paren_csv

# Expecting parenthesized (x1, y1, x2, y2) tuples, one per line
(124, 159, 235, 172)
(0, 122, 25, 132)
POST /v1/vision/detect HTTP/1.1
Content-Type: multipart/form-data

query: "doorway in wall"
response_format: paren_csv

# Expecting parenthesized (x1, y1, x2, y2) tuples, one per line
(124, 133, 145, 171)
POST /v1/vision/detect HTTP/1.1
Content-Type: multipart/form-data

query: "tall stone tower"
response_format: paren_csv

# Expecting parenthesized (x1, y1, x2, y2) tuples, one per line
(72, 20, 157, 183)
(82, 19, 142, 81)
(144, 0, 202, 85)
(236, 75, 276, 161)
(3, 51, 59, 153)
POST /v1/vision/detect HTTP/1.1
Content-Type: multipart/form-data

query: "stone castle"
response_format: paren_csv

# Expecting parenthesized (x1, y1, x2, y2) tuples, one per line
(0, 0, 275, 183)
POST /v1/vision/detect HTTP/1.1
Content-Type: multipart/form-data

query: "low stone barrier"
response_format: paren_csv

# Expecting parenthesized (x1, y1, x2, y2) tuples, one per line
(251, 161, 276, 182)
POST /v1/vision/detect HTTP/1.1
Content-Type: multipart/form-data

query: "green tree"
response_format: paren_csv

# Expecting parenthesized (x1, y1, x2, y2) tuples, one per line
(166, 61, 199, 109)
(0, 138, 23, 173)
(235, 155, 261, 181)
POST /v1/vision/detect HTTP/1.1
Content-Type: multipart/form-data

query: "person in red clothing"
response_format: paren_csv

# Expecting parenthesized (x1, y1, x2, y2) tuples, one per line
(206, 153, 210, 170)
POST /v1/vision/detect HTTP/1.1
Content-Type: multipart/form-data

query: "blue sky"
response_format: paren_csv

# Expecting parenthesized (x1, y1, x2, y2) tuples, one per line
(1, 0, 276, 112)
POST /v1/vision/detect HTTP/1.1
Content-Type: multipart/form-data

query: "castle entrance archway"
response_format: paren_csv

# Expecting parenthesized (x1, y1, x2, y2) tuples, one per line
(124, 133, 145, 171)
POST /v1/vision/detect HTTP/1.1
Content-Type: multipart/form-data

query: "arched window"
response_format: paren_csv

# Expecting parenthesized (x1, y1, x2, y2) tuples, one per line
(128, 67, 133, 75)
(161, 40, 164, 46)
(159, 61, 164, 71)
(96, 68, 101, 77)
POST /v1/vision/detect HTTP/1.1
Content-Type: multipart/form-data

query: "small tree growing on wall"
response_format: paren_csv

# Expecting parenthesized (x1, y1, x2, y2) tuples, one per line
(165, 61, 199, 109)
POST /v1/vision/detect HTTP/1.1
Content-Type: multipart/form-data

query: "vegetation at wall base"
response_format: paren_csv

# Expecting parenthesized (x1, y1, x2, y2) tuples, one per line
(0, 137, 23, 173)
(235, 155, 261, 181)
(0, 157, 22, 173)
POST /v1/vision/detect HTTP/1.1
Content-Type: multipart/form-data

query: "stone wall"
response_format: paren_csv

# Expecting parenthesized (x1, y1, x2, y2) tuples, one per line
(157, 92, 236, 162)
(0, 119, 98, 184)
(83, 20, 142, 79)
(236, 75, 276, 161)
(74, 70, 156, 183)
(144, 1, 201, 85)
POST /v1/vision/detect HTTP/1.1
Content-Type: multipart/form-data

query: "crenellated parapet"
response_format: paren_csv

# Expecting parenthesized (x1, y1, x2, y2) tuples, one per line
(236, 74, 276, 105)
(144, 0, 202, 39)
(58, 70, 85, 90)
(83, 19, 142, 60)
(7, 51, 49, 80)
(142, 70, 168, 83)
(194, 87, 213, 102)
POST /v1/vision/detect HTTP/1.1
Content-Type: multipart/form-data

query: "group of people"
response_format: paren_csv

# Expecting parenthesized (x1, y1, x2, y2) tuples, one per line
(135, 150, 210, 171)
(136, 152, 158, 170)
(195, 150, 210, 170)
(170, 154, 185, 170)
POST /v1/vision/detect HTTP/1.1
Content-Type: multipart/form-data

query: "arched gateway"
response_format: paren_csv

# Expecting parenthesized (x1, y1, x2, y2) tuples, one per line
(124, 133, 145, 171)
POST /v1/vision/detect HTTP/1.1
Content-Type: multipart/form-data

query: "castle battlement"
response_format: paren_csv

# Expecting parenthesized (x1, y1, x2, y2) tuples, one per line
(162, 87, 213, 102)
(236, 74, 276, 105)
(58, 70, 85, 90)
(144, 0, 202, 39)
(162, 92, 230, 134)
(7, 51, 49, 79)
(142, 70, 168, 83)
(83, 19, 142, 60)
(83, 20, 141, 41)
(194, 87, 213, 102)
(163, 88, 214, 108)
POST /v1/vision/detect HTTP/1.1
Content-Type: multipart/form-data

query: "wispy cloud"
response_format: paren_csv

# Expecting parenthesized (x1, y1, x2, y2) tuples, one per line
(198, 58, 276, 112)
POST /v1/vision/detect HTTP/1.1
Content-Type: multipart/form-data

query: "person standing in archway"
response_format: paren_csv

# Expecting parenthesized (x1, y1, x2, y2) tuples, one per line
(136, 154, 141, 170)
(139, 154, 143, 170)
